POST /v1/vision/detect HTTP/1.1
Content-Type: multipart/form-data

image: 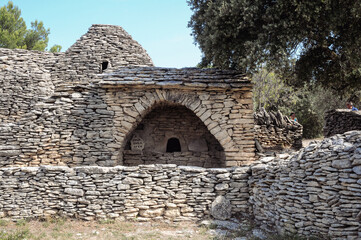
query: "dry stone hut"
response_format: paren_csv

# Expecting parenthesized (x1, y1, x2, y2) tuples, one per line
(0, 24, 255, 168)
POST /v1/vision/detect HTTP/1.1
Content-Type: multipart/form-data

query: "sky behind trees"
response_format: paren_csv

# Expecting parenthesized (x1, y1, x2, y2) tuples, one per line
(8, 0, 201, 68)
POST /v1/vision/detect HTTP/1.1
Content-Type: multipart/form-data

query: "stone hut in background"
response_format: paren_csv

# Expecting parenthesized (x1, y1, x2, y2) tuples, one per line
(0, 24, 255, 168)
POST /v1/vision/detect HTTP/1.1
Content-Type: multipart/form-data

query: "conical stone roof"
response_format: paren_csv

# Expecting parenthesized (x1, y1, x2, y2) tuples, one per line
(65, 24, 153, 68)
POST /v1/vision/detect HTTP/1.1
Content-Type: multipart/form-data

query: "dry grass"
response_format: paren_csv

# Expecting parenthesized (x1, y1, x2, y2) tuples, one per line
(0, 218, 214, 240)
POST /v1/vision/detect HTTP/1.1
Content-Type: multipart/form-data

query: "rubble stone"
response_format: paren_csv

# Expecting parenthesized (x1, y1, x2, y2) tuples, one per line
(324, 109, 361, 137)
(254, 108, 302, 150)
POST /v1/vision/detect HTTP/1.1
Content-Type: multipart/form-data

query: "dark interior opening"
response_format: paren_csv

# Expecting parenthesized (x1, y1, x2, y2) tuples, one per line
(101, 61, 109, 72)
(136, 124, 144, 130)
(166, 138, 181, 152)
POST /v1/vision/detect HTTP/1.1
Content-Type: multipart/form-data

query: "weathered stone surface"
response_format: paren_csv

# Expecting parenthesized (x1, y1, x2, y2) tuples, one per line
(332, 159, 352, 169)
(250, 131, 361, 239)
(324, 109, 361, 137)
(353, 166, 361, 175)
(164, 208, 181, 218)
(254, 108, 302, 150)
(0, 165, 250, 222)
(139, 208, 164, 218)
(64, 188, 84, 197)
(211, 196, 232, 220)
(123, 177, 143, 185)
(0, 23, 254, 168)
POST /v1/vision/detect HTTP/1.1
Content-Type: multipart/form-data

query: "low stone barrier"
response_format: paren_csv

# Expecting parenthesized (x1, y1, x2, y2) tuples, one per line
(1, 131, 360, 239)
(324, 109, 361, 137)
(0, 164, 250, 221)
(250, 130, 361, 239)
(254, 108, 302, 150)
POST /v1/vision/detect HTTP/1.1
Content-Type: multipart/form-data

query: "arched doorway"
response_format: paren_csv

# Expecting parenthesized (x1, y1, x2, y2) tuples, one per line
(123, 103, 225, 167)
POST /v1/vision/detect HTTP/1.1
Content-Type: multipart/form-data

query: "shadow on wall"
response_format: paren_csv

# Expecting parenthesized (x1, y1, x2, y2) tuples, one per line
(123, 103, 226, 168)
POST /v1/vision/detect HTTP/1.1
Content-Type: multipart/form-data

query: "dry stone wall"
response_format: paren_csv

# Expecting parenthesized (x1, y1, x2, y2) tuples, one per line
(0, 64, 254, 167)
(2, 23, 359, 239)
(0, 48, 60, 122)
(0, 164, 250, 222)
(254, 108, 302, 150)
(0, 131, 360, 239)
(324, 109, 361, 137)
(0, 24, 154, 167)
(250, 130, 361, 239)
(54, 24, 153, 88)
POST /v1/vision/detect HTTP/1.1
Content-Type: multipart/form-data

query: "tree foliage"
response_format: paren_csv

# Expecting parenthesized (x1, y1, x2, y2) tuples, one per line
(50, 44, 62, 53)
(0, 1, 60, 51)
(253, 68, 353, 138)
(252, 69, 295, 111)
(188, 0, 361, 94)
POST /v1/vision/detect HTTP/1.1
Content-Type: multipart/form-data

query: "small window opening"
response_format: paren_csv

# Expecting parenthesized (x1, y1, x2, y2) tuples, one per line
(166, 138, 181, 152)
(101, 61, 109, 72)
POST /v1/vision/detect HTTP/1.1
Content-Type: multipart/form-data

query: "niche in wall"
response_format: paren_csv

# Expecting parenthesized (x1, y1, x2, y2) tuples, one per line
(123, 103, 225, 167)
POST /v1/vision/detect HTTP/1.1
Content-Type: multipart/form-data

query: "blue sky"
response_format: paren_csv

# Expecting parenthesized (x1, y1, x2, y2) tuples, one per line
(6, 0, 202, 68)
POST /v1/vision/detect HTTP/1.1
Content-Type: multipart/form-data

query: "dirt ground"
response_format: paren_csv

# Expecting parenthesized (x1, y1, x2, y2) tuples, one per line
(0, 218, 215, 240)
(0, 216, 278, 240)
(302, 138, 324, 148)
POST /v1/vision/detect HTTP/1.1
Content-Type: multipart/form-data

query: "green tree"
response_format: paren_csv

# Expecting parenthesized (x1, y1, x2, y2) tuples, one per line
(50, 44, 62, 53)
(0, 1, 26, 49)
(252, 68, 295, 111)
(188, 0, 361, 94)
(287, 85, 348, 138)
(252, 67, 355, 138)
(0, 1, 60, 51)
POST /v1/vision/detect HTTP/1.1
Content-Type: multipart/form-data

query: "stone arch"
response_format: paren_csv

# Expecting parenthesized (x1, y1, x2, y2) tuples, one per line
(110, 89, 237, 167)
(122, 102, 225, 167)
(115, 90, 234, 161)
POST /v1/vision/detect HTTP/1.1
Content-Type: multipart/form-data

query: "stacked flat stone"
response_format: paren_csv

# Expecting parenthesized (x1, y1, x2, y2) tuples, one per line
(249, 130, 361, 239)
(0, 24, 154, 167)
(254, 108, 302, 150)
(0, 24, 255, 168)
(100, 67, 254, 167)
(324, 109, 361, 137)
(0, 48, 60, 122)
(100, 67, 249, 90)
(0, 164, 250, 222)
(0, 131, 360, 239)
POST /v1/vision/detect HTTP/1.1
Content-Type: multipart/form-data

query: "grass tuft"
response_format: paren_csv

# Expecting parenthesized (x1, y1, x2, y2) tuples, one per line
(0, 229, 30, 240)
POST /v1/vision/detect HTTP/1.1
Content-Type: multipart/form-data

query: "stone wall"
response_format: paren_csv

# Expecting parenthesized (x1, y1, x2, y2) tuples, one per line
(0, 24, 154, 167)
(0, 48, 60, 122)
(249, 130, 361, 239)
(324, 109, 361, 137)
(0, 131, 360, 239)
(0, 164, 250, 221)
(254, 108, 302, 150)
